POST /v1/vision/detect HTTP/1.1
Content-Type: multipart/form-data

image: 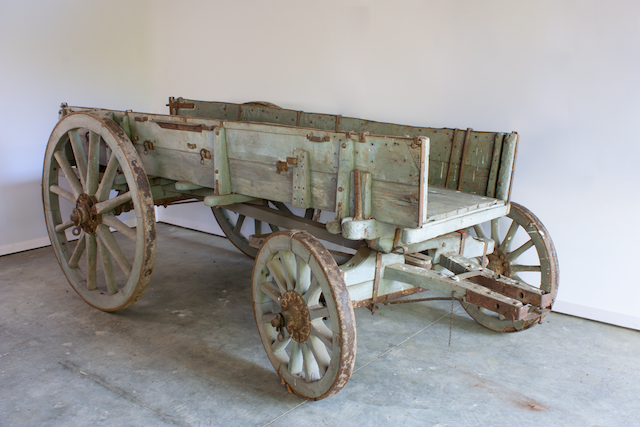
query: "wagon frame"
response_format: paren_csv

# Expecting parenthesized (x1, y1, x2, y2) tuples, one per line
(42, 98, 558, 400)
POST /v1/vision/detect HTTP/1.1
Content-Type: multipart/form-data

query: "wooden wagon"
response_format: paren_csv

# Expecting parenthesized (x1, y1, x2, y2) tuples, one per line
(42, 97, 558, 400)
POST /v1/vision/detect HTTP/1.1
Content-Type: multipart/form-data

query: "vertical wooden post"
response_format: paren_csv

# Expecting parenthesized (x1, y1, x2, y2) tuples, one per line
(418, 137, 430, 227)
(212, 126, 230, 196)
(335, 137, 354, 221)
(496, 132, 518, 201)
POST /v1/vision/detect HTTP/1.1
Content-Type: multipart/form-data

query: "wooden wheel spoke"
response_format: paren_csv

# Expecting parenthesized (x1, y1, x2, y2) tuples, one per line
(301, 343, 318, 382)
(254, 219, 262, 235)
(304, 209, 314, 220)
(279, 252, 296, 291)
(266, 259, 287, 296)
(288, 342, 303, 374)
(309, 306, 329, 321)
(68, 231, 86, 269)
(102, 215, 137, 242)
(303, 278, 321, 305)
(86, 131, 101, 196)
(95, 225, 131, 276)
(310, 323, 333, 352)
(295, 256, 311, 294)
(260, 281, 282, 303)
(272, 334, 291, 353)
(95, 191, 132, 215)
(68, 129, 87, 188)
(473, 224, 487, 239)
(49, 185, 75, 203)
(510, 264, 541, 273)
(308, 336, 330, 376)
(97, 238, 118, 295)
(499, 220, 519, 253)
(490, 218, 500, 243)
(86, 233, 97, 290)
(507, 239, 534, 262)
(55, 220, 76, 234)
(53, 150, 83, 198)
(269, 224, 280, 233)
(96, 151, 118, 202)
(233, 214, 246, 235)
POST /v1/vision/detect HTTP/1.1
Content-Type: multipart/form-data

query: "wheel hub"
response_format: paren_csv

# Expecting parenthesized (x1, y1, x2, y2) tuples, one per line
(70, 193, 101, 234)
(280, 290, 311, 343)
(487, 250, 511, 277)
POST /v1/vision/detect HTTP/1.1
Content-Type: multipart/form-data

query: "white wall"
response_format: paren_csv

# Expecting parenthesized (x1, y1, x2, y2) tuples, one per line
(2, 1, 639, 329)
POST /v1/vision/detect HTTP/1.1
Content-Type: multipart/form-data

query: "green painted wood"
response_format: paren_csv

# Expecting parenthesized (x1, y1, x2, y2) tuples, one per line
(203, 193, 258, 207)
(486, 133, 504, 197)
(171, 99, 515, 202)
(292, 148, 311, 209)
(212, 127, 230, 195)
(495, 133, 518, 201)
(336, 138, 354, 221)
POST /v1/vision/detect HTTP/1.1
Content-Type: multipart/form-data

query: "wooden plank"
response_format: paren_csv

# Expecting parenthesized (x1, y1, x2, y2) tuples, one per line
(496, 133, 518, 201)
(418, 138, 429, 227)
(225, 127, 339, 175)
(133, 143, 215, 188)
(370, 180, 420, 228)
(292, 148, 311, 208)
(212, 127, 230, 195)
(335, 138, 354, 220)
(486, 133, 504, 198)
(203, 193, 258, 207)
(240, 104, 298, 126)
(228, 159, 337, 211)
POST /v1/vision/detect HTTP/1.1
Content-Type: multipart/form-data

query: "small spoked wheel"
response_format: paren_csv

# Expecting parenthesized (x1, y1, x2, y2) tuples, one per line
(252, 231, 356, 400)
(42, 112, 156, 311)
(213, 204, 320, 258)
(463, 202, 559, 332)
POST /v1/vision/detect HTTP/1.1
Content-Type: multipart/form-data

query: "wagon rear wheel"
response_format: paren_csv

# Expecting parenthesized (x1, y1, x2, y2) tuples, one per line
(252, 231, 356, 400)
(463, 202, 558, 332)
(42, 112, 156, 311)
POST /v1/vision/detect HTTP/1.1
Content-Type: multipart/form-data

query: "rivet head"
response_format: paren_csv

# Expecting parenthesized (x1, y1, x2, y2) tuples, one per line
(341, 143, 346, 148)
(338, 187, 343, 192)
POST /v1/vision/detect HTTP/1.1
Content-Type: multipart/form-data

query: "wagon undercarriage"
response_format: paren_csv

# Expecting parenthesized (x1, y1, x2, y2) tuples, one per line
(42, 98, 558, 400)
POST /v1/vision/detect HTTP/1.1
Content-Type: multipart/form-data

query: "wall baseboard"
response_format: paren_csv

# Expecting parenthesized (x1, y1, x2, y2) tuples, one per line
(553, 300, 640, 331)
(0, 236, 52, 257)
(1, 218, 138, 257)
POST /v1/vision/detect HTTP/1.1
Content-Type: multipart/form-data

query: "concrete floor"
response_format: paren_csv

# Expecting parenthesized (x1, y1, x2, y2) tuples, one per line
(1, 223, 638, 427)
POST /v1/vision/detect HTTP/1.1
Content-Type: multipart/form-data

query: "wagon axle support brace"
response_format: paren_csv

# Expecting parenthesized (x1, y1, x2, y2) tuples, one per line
(383, 257, 539, 321)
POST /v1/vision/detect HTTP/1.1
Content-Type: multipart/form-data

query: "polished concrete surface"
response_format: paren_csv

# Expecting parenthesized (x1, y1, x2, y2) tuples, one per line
(1, 223, 639, 427)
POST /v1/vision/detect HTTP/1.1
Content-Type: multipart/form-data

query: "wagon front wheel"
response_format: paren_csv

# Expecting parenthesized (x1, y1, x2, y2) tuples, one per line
(42, 112, 156, 311)
(463, 202, 559, 332)
(252, 231, 356, 400)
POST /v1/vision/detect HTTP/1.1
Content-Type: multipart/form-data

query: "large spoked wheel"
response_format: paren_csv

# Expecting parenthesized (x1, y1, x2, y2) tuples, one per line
(463, 202, 559, 332)
(252, 231, 356, 400)
(42, 112, 156, 312)
(213, 204, 319, 258)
